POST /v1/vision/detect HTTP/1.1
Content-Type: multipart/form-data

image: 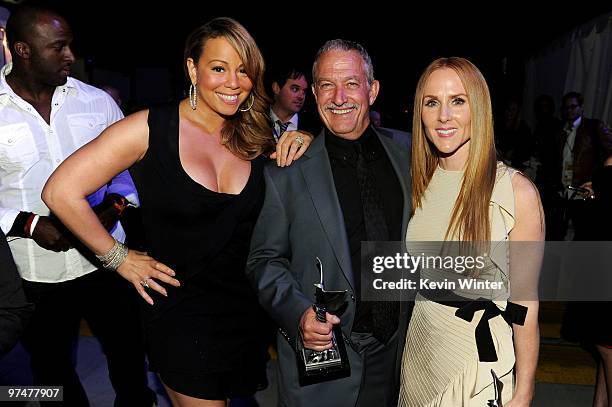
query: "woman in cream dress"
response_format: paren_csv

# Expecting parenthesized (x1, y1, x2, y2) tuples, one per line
(398, 58, 544, 407)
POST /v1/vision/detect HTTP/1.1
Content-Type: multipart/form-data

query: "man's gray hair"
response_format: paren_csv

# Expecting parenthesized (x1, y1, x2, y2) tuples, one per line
(312, 39, 375, 85)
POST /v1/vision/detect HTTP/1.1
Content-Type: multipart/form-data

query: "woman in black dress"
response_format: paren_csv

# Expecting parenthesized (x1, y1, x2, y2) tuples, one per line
(42, 17, 312, 406)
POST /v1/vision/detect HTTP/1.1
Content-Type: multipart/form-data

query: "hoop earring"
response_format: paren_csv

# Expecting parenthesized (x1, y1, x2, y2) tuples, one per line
(189, 83, 197, 110)
(239, 94, 254, 112)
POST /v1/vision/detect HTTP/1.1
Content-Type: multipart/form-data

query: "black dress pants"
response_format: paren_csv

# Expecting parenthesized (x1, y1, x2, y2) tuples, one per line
(352, 330, 400, 407)
(20, 269, 155, 407)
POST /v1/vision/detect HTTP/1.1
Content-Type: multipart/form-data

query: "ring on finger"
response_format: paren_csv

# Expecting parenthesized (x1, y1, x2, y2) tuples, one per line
(139, 279, 150, 289)
(293, 135, 304, 146)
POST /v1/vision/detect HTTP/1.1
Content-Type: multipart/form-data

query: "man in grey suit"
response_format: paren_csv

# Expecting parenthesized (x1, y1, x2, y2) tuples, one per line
(247, 39, 411, 407)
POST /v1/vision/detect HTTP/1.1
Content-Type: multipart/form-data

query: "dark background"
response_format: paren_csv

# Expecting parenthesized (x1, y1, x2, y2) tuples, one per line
(5, 1, 611, 130)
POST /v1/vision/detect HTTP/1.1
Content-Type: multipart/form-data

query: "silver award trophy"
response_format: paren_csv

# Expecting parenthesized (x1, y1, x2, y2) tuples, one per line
(297, 257, 351, 386)
(486, 369, 504, 407)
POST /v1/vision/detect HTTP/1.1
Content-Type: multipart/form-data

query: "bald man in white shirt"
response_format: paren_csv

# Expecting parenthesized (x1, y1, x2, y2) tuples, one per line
(0, 5, 155, 406)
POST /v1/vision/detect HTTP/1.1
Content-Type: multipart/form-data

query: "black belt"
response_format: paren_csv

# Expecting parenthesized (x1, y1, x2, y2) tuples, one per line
(419, 290, 527, 362)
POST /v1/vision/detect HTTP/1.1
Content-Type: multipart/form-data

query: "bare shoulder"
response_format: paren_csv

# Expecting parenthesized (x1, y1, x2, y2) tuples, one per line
(511, 172, 545, 240)
(107, 109, 149, 133)
(511, 173, 541, 209)
(89, 109, 151, 163)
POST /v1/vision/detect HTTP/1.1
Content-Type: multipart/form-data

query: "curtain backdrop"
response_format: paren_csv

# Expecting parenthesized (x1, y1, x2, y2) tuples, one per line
(523, 12, 612, 128)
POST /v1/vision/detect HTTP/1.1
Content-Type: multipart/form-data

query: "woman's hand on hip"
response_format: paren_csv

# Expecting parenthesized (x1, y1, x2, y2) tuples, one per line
(117, 250, 180, 305)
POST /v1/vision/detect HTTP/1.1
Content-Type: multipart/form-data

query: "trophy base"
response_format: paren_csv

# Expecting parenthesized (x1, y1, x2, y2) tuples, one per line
(296, 325, 351, 386)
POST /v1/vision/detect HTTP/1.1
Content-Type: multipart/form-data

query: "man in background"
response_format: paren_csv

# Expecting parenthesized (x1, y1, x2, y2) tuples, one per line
(269, 65, 310, 140)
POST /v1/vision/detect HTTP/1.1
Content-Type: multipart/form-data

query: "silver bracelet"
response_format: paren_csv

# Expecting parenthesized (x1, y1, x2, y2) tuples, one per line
(96, 239, 128, 271)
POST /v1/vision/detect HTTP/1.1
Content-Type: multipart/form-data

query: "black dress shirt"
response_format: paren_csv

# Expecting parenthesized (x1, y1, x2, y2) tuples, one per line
(325, 126, 403, 332)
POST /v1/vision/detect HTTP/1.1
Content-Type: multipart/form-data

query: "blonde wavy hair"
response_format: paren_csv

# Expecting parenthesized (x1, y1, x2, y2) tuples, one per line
(411, 57, 497, 243)
(184, 17, 274, 160)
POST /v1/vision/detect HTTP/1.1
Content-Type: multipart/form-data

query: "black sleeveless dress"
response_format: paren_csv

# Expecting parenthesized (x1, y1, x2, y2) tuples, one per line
(129, 103, 271, 399)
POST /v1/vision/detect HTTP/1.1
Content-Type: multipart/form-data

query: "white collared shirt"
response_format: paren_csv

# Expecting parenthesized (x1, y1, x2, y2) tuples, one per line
(0, 63, 138, 283)
(561, 116, 582, 190)
(270, 108, 298, 142)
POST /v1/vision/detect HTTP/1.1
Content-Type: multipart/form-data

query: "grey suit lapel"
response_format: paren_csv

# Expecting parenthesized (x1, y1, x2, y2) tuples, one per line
(300, 132, 354, 289)
(375, 128, 414, 382)
(376, 128, 411, 240)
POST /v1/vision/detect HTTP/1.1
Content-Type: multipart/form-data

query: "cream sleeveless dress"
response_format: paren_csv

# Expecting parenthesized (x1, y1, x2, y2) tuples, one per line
(398, 163, 519, 407)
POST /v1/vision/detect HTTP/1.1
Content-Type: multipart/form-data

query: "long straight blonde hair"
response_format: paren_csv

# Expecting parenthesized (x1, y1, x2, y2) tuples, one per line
(411, 57, 497, 243)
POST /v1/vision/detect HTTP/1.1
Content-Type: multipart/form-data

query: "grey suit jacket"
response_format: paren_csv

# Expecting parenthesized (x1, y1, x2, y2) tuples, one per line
(379, 126, 412, 150)
(247, 127, 412, 407)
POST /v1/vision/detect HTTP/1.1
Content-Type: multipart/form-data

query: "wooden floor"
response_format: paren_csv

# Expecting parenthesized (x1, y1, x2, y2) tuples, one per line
(537, 302, 597, 385)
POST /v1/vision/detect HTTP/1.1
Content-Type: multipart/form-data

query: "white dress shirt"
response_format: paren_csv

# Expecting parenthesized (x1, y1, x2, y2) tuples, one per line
(561, 116, 582, 192)
(0, 63, 138, 283)
(270, 109, 298, 142)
